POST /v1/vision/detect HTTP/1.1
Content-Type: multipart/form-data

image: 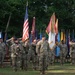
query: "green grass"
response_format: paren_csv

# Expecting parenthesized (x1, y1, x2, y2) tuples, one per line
(0, 63, 75, 75)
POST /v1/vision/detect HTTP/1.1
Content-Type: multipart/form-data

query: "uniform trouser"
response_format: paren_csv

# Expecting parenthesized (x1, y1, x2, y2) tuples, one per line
(71, 58, 75, 64)
(20, 57, 25, 69)
(48, 51, 55, 65)
(71, 53, 75, 64)
(32, 55, 37, 69)
(21, 54, 28, 70)
(60, 54, 66, 64)
(37, 56, 39, 69)
(28, 53, 37, 69)
(50, 53, 55, 64)
(0, 52, 5, 65)
(39, 54, 48, 72)
(11, 56, 19, 70)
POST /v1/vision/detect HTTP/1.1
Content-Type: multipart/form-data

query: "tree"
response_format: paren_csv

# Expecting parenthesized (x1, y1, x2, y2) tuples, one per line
(0, 0, 75, 38)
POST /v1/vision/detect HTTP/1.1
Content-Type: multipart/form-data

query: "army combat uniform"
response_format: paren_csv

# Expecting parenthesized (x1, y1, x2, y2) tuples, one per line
(36, 40, 50, 74)
(20, 40, 29, 70)
(58, 43, 68, 65)
(28, 41, 37, 70)
(20, 39, 30, 70)
(11, 41, 22, 71)
(6, 37, 15, 66)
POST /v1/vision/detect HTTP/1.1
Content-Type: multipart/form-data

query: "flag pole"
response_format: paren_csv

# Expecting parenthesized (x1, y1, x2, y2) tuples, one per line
(4, 13, 11, 42)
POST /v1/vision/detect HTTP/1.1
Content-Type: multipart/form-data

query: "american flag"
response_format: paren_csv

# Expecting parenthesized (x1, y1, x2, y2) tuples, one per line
(22, 4, 29, 42)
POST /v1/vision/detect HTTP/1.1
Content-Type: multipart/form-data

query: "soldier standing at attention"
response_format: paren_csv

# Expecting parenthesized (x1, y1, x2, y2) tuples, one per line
(19, 38, 30, 70)
(0, 38, 6, 67)
(36, 35, 50, 74)
(11, 38, 22, 71)
(57, 40, 68, 65)
(28, 39, 37, 70)
(18, 38, 25, 70)
(23, 38, 30, 70)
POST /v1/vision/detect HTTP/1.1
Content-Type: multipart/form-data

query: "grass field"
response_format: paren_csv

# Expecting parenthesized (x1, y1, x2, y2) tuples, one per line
(0, 63, 75, 75)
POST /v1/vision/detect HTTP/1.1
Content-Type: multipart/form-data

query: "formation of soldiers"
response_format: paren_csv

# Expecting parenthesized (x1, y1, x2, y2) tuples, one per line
(0, 35, 75, 74)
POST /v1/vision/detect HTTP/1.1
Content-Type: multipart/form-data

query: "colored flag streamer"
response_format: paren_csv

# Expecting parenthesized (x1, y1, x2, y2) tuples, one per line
(61, 29, 64, 41)
(31, 17, 35, 42)
(40, 30, 42, 40)
(63, 31, 66, 42)
(47, 13, 56, 49)
(55, 19, 58, 34)
(55, 32, 60, 56)
(46, 13, 55, 34)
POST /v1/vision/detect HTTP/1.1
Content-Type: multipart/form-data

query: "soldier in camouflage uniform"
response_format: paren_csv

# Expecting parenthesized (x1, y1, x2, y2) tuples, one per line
(57, 40, 68, 65)
(69, 41, 75, 64)
(36, 35, 50, 74)
(28, 39, 37, 70)
(11, 38, 22, 71)
(49, 46, 56, 65)
(6, 36, 15, 66)
(20, 39, 29, 70)
(47, 41, 55, 65)
(18, 38, 25, 70)
(0, 38, 6, 67)
(20, 38, 30, 70)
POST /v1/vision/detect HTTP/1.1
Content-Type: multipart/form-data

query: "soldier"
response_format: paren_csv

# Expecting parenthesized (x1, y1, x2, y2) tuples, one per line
(11, 38, 22, 71)
(28, 39, 37, 70)
(19, 40, 27, 70)
(17, 38, 25, 70)
(19, 41, 25, 70)
(6, 36, 15, 66)
(69, 40, 75, 64)
(20, 38, 30, 70)
(36, 35, 50, 74)
(57, 40, 68, 65)
(0, 38, 6, 67)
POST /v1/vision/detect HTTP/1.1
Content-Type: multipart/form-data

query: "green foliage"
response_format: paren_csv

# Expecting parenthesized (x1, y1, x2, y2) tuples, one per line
(0, 0, 75, 37)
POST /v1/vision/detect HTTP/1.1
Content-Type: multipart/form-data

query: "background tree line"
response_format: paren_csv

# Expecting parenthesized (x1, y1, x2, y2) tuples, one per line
(0, 0, 75, 38)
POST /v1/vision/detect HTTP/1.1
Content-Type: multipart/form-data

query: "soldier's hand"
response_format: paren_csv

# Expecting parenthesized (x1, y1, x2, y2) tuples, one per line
(11, 37, 14, 40)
